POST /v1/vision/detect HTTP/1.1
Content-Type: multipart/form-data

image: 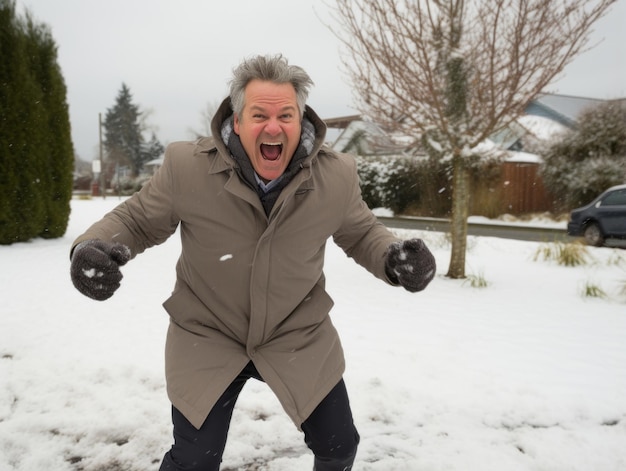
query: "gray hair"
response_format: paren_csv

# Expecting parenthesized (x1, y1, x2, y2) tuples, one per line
(229, 54, 314, 119)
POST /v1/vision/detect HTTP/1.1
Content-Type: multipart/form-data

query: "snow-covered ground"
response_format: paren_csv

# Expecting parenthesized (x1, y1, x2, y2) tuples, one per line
(1, 198, 625, 471)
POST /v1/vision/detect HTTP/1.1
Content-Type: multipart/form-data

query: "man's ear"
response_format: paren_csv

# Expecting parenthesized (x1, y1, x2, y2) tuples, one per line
(233, 113, 240, 135)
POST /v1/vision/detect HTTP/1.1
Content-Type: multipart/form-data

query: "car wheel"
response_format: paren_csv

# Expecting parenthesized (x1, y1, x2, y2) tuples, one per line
(584, 223, 605, 247)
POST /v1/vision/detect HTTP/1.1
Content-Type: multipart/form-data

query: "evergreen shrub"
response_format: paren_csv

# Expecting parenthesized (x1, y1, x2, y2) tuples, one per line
(0, 1, 73, 244)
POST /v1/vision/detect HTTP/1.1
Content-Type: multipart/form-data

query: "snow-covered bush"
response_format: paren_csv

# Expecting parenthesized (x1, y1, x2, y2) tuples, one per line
(355, 155, 447, 215)
(355, 155, 393, 210)
(356, 154, 501, 217)
(540, 101, 626, 211)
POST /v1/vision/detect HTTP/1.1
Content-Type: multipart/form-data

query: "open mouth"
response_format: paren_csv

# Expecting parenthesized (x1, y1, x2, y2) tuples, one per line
(260, 142, 282, 161)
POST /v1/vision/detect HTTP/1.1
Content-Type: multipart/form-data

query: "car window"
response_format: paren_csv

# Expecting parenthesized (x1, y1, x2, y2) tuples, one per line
(601, 189, 626, 206)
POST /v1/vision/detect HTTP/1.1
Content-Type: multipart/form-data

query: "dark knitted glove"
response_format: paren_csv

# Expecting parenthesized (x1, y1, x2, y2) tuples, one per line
(70, 239, 131, 301)
(385, 239, 436, 292)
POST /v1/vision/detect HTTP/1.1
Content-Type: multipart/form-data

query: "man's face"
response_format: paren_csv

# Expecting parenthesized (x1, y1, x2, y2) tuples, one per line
(233, 79, 301, 182)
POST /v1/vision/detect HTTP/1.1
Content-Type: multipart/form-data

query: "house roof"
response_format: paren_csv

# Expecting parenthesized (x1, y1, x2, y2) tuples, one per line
(517, 115, 569, 141)
(327, 93, 623, 155)
(525, 93, 606, 128)
(144, 157, 164, 167)
(323, 114, 361, 129)
(332, 120, 412, 155)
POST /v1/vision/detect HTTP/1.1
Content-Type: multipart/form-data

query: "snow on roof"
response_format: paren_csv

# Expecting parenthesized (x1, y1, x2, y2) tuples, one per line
(517, 114, 569, 141)
(144, 157, 164, 167)
(504, 150, 542, 163)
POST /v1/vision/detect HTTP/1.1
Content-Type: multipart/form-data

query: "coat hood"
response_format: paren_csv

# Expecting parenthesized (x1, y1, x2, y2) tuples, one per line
(207, 96, 328, 170)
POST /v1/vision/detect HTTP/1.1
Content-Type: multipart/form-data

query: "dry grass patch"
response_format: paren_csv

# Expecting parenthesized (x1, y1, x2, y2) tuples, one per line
(533, 242, 590, 267)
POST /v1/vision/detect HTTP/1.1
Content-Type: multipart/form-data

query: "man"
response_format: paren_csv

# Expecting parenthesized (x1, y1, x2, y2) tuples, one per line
(70, 54, 436, 471)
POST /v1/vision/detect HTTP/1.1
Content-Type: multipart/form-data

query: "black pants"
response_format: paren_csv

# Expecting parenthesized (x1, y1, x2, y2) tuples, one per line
(159, 361, 360, 471)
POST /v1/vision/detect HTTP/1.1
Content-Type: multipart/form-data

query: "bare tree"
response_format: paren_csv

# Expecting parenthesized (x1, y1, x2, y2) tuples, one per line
(329, 0, 616, 278)
(188, 100, 221, 139)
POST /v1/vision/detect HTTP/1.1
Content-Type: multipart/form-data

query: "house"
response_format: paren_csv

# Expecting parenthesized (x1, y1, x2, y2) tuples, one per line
(326, 93, 608, 154)
(143, 156, 164, 175)
(330, 119, 412, 156)
(324, 94, 621, 215)
(526, 94, 608, 128)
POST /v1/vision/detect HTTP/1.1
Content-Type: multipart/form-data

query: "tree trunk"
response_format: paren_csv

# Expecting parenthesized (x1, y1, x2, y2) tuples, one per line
(447, 153, 469, 278)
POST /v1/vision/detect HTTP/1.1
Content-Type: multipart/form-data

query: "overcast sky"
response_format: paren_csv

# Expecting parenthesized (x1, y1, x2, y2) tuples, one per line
(16, 0, 626, 160)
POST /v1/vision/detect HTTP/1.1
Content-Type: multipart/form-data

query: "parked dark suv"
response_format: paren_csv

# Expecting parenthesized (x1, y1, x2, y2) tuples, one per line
(567, 184, 626, 246)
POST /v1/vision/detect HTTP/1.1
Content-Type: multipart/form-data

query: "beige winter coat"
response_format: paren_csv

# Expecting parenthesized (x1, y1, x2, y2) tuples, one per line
(72, 99, 401, 429)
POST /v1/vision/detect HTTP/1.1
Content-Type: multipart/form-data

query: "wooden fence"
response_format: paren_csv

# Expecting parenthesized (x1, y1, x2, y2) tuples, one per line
(498, 162, 553, 215)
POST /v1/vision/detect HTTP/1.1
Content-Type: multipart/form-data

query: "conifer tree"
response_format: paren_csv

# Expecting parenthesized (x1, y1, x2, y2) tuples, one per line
(1, 0, 42, 242)
(0, 0, 25, 242)
(142, 132, 165, 164)
(103, 84, 145, 177)
(0, 0, 74, 244)
(24, 12, 74, 238)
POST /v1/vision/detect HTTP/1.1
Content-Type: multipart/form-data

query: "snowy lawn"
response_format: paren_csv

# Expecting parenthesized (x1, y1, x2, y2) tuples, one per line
(1, 198, 625, 471)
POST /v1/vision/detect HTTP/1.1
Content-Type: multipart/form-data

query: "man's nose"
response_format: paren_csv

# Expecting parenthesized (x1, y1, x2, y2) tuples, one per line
(264, 118, 281, 136)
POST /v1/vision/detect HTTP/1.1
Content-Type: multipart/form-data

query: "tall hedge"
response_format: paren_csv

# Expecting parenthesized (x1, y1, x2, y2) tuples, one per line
(0, 0, 73, 243)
